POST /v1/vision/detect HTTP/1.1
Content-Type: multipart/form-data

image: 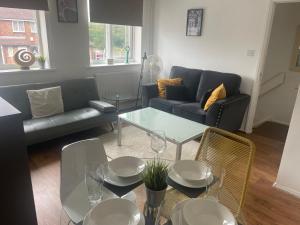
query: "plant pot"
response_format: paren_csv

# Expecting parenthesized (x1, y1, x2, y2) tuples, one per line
(145, 187, 166, 208)
(38, 61, 45, 69)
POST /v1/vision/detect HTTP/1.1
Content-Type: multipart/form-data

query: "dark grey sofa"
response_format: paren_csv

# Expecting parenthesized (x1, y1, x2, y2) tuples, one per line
(142, 66, 250, 131)
(0, 77, 117, 145)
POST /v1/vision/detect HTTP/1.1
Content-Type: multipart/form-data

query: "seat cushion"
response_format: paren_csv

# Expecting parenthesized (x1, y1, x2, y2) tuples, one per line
(173, 103, 207, 123)
(149, 98, 187, 113)
(196, 70, 241, 102)
(23, 108, 111, 145)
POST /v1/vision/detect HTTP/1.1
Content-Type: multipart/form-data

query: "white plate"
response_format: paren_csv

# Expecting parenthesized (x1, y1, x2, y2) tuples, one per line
(173, 160, 211, 182)
(109, 156, 145, 178)
(104, 163, 142, 187)
(83, 198, 143, 225)
(168, 166, 213, 188)
(183, 199, 237, 225)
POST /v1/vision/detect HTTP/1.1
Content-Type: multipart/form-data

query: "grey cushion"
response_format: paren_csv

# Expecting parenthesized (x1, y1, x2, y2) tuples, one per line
(170, 66, 202, 101)
(165, 85, 188, 101)
(23, 108, 110, 145)
(89, 101, 116, 113)
(149, 98, 187, 113)
(196, 71, 241, 102)
(199, 88, 213, 109)
(0, 77, 99, 120)
(173, 103, 206, 123)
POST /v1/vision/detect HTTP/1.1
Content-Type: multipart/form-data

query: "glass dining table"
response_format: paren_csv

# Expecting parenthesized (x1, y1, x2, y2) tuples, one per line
(60, 158, 247, 225)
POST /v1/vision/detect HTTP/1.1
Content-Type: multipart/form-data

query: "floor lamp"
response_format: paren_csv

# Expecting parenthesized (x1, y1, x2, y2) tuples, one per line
(135, 52, 148, 108)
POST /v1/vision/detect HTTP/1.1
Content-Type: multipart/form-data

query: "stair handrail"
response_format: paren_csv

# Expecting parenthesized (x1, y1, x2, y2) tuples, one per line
(259, 72, 286, 97)
(261, 72, 286, 86)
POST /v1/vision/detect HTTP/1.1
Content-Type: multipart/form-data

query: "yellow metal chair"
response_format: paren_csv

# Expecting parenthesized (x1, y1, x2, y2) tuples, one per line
(163, 127, 255, 223)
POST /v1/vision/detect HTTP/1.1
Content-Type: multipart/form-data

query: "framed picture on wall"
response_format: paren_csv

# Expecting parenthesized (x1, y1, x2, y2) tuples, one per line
(186, 9, 204, 36)
(57, 0, 78, 23)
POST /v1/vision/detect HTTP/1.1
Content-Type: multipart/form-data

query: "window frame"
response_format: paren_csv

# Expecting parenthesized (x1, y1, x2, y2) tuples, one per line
(7, 47, 14, 57)
(30, 22, 38, 33)
(12, 20, 25, 33)
(89, 23, 136, 65)
(0, 9, 49, 71)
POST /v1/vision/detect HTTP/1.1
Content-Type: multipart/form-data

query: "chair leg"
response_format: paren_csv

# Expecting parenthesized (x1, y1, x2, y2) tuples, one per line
(105, 122, 114, 132)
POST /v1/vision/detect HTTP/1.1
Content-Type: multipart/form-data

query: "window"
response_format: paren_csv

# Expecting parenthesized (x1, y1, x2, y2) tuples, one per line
(12, 20, 25, 32)
(30, 22, 37, 33)
(89, 23, 140, 65)
(0, 7, 47, 70)
(7, 47, 14, 57)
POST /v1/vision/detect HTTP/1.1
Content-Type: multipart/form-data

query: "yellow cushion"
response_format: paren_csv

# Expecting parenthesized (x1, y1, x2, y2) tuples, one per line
(204, 84, 226, 111)
(157, 78, 182, 98)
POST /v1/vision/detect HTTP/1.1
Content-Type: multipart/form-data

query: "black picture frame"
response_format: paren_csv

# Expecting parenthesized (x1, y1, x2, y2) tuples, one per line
(186, 9, 204, 36)
(57, 0, 78, 23)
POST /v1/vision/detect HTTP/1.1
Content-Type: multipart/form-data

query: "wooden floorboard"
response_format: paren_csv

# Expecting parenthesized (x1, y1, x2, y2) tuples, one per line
(28, 123, 300, 225)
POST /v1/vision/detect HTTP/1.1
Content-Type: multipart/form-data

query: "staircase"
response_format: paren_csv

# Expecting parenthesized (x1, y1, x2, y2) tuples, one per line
(259, 72, 286, 97)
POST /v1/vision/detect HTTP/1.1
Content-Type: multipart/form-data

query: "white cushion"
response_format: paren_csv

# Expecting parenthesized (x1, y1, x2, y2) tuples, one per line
(27, 86, 64, 119)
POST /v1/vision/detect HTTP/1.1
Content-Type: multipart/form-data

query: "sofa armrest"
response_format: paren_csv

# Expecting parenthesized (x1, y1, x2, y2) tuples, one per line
(206, 94, 250, 131)
(89, 101, 116, 113)
(142, 83, 159, 107)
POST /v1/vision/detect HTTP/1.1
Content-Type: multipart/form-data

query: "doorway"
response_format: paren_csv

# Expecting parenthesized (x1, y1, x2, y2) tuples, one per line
(254, 2, 300, 142)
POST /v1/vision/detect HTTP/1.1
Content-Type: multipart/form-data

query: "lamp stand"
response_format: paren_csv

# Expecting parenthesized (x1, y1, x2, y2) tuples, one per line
(135, 52, 147, 108)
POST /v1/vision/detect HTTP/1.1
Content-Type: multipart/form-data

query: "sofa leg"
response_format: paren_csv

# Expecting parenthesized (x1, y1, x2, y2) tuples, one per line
(107, 122, 115, 132)
(109, 122, 114, 132)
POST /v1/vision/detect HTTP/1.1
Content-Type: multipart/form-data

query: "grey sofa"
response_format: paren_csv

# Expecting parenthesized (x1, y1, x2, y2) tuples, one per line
(0, 77, 117, 145)
(142, 66, 250, 131)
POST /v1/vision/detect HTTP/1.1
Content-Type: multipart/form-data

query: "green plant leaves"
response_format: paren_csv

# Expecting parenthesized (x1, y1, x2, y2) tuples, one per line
(142, 159, 169, 191)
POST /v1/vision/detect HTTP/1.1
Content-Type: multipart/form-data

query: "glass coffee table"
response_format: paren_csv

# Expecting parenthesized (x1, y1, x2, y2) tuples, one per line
(118, 107, 208, 160)
(103, 94, 138, 112)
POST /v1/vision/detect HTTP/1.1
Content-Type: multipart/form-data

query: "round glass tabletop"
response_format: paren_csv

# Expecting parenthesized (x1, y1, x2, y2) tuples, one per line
(60, 157, 247, 225)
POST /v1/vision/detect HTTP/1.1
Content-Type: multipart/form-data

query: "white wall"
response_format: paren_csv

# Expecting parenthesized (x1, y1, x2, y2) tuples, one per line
(0, 0, 154, 103)
(152, 0, 281, 131)
(254, 3, 300, 126)
(275, 86, 300, 197)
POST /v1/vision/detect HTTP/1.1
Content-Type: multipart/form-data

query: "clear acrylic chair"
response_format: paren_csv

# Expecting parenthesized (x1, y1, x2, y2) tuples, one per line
(60, 138, 135, 225)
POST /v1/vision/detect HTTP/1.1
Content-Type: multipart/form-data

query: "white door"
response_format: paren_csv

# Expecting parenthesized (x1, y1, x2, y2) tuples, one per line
(276, 86, 300, 197)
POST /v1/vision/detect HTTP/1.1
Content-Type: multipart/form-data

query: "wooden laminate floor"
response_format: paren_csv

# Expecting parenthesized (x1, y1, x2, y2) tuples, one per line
(28, 123, 300, 225)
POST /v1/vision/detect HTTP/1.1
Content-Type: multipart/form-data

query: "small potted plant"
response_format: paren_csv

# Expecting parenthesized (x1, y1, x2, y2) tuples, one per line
(142, 159, 169, 207)
(36, 56, 46, 69)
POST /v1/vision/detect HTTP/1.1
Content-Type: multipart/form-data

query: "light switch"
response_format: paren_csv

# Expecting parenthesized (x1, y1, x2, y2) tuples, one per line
(247, 50, 256, 57)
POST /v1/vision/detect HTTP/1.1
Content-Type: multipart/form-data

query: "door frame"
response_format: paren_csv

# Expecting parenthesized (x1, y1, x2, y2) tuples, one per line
(245, 0, 300, 133)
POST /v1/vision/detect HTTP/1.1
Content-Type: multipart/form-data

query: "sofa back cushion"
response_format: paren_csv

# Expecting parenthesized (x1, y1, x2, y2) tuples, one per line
(170, 66, 202, 101)
(61, 78, 99, 111)
(0, 77, 99, 120)
(196, 70, 241, 102)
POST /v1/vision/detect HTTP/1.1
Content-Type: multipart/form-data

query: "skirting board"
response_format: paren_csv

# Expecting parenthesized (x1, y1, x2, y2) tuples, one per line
(253, 116, 272, 128)
(271, 119, 290, 126)
(253, 117, 290, 128)
(273, 182, 300, 199)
